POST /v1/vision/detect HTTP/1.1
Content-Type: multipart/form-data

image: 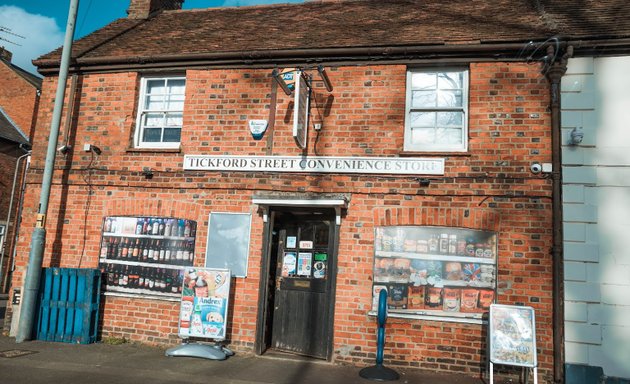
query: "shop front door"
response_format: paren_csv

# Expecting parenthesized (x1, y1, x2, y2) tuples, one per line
(270, 210, 336, 359)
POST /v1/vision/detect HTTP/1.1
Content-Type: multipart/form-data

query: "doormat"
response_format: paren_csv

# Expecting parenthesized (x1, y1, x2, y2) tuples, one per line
(0, 349, 39, 358)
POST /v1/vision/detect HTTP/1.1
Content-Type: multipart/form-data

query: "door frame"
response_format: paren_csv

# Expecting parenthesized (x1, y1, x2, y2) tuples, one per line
(255, 205, 341, 361)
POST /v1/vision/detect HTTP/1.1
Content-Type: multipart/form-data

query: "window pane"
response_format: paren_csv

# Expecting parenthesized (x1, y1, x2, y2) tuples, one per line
(166, 94, 185, 110)
(437, 112, 463, 127)
(167, 79, 186, 95)
(145, 95, 165, 110)
(435, 127, 463, 145)
(163, 128, 181, 142)
(412, 90, 437, 108)
(146, 79, 166, 95)
(143, 128, 162, 142)
(438, 72, 463, 89)
(409, 112, 436, 128)
(411, 127, 436, 145)
(143, 113, 163, 127)
(437, 90, 463, 108)
(411, 73, 436, 90)
(165, 112, 183, 127)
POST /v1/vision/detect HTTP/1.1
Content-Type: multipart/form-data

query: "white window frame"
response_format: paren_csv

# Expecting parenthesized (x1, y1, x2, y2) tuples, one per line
(134, 76, 186, 149)
(404, 68, 469, 152)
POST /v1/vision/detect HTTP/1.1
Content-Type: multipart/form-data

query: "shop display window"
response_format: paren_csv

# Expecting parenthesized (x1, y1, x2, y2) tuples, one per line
(372, 226, 497, 322)
(98, 216, 197, 300)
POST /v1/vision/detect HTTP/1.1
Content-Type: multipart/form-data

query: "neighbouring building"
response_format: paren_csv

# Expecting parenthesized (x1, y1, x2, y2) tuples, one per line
(7, 1, 630, 382)
(561, 56, 630, 382)
(0, 47, 39, 296)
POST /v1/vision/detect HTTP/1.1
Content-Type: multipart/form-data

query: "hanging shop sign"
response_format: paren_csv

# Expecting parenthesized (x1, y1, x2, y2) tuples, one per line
(184, 155, 445, 175)
(178, 267, 231, 340)
(371, 226, 497, 322)
(99, 216, 197, 300)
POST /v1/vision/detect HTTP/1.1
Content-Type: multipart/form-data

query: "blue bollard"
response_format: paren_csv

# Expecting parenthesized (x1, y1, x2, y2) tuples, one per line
(359, 289, 400, 381)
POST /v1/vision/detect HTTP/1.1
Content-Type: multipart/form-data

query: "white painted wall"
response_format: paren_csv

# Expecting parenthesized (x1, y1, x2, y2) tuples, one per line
(562, 56, 630, 379)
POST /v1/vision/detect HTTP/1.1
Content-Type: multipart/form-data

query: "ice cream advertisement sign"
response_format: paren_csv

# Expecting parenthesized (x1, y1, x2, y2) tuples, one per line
(178, 268, 231, 340)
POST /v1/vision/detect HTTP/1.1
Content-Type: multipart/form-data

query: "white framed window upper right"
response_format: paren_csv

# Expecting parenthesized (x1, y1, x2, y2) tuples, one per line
(404, 68, 469, 152)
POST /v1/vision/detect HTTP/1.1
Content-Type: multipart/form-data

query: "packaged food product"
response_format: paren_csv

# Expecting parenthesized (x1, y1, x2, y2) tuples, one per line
(408, 285, 425, 309)
(444, 262, 463, 281)
(479, 289, 495, 309)
(460, 289, 480, 312)
(387, 283, 408, 309)
(462, 263, 481, 281)
(443, 288, 461, 312)
(372, 285, 388, 311)
(425, 287, 443, 308)
(404, 240, 417, 252)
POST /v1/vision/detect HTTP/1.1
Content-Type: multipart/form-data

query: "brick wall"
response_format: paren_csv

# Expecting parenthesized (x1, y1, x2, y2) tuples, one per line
(13, 62, 554, 380)
(0, 60, 38, 292)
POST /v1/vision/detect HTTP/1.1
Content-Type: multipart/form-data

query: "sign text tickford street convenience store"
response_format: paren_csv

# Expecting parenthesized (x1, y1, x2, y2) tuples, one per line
(184, 155, 445, 175)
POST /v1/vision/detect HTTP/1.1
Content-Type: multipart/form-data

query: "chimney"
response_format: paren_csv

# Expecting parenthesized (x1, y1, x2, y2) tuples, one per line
(127, 0, 184, 19)
(0, 47, 12, 62)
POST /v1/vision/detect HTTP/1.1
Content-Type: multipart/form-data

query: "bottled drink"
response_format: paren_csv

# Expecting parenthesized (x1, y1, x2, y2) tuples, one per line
(121, 238, 129, 259)
(142, 218, 149, 235)
(184, 220, 191, 237)
(178, 219, 185, 237)
(106, 264, 115, 285)
(158, 240, 166, 263)
(104, 218, 112, 233)
(439, 233, 449, 254)
(152, 218, 160, 235)
(165, 241, 172, 263)
(112, 238, 120, 260)
(176, 241, 183, 264)
(158, 219, 165, 236)
(100, 238, 109, 259)
(133, 238, 141, 260)
(138, 267, 145, 288)
(136, 218, 143, 235)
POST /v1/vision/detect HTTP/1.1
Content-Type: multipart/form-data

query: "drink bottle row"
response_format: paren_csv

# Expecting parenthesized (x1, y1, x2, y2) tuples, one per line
(101, 236, 195, 266)
(104, 217, 196, 238)
(103, 263, 183, 295)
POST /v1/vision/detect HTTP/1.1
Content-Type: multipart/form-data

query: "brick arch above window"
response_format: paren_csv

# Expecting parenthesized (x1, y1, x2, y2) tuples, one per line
(102, 198, 202, 220)
(373, 207, 500, 232)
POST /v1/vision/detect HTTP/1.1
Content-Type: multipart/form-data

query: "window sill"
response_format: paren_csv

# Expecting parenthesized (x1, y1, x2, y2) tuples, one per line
(399, 151, 471, 157)
(126, 147, 182, 154)
(367, 310, 486, 325)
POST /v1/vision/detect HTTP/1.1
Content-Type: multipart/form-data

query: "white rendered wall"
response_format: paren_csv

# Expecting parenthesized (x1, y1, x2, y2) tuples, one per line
(562, 56, 630, 379)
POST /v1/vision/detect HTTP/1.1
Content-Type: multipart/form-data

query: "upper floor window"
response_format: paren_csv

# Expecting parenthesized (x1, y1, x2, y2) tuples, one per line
(404, 69, 468, 152)
(134, 77, 186, 149)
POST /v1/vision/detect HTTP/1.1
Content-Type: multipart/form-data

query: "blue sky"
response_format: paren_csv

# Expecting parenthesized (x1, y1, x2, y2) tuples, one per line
(0, 0, 304, 75)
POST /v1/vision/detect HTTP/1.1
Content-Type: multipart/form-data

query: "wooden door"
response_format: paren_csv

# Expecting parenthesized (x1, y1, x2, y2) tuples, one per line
(270, 211, 334, 359)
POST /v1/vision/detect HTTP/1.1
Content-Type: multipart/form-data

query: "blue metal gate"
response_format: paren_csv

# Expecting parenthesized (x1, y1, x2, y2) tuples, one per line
(36, 268, 101, 344)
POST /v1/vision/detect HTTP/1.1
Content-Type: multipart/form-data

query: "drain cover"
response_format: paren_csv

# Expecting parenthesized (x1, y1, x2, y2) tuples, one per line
(0, 349, 38, 358)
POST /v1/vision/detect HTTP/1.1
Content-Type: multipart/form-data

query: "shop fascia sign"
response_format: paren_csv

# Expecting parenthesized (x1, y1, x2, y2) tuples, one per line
(184, 155, 445, 175)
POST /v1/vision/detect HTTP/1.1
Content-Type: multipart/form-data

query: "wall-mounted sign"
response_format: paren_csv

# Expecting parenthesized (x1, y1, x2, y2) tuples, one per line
(299, 240, 313, 249)
(184, 155, 445, 176)
(205, 212, 251, 278)
(248, 120, 268, 140)
(293, 71, 309, 149)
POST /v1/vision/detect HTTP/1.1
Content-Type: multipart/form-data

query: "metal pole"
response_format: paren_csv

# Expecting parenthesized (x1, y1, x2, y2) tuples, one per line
(15, 0, 79, 343)
(0, 151, 31, 291)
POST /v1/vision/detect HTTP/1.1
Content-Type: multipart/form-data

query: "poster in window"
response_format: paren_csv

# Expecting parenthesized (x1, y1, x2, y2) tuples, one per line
(282, 252, 297, 277)
(297, 252, 312, 276)
(372, 226, 497, 321)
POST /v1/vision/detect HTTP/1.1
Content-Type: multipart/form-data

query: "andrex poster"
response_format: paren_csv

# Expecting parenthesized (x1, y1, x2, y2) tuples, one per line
(178, 267, 231, 340)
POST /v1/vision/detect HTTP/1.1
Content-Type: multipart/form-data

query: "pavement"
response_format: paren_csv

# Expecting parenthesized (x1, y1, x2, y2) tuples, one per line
(0, 334, 488, 384)
(0, 294, 487, 384)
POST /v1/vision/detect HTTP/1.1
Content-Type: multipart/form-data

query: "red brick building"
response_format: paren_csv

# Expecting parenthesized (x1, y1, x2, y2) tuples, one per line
(9, 1, 630, 382)
(0, 47, 40, 294)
